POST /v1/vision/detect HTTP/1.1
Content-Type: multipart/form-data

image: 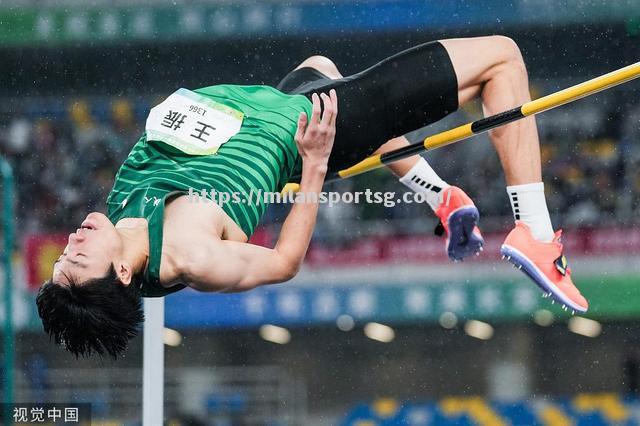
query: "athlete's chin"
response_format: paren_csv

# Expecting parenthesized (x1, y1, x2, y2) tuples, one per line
(82, 212, 112, 231)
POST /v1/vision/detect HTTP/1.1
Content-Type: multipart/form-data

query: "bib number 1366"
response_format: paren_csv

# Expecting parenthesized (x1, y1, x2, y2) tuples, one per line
(145, 88, 244, 155)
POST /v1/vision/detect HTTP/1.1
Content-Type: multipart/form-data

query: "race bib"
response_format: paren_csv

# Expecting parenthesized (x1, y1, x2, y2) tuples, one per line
(145, 88, 244, 155)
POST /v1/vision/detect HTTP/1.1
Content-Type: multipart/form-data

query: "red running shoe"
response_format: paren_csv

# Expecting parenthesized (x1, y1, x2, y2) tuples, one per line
(434, 186, 484, 262)
(500, 221, 588, 313)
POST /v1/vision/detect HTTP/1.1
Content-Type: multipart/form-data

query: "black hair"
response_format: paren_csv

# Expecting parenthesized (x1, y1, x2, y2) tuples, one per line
(36, 265, 144, 359)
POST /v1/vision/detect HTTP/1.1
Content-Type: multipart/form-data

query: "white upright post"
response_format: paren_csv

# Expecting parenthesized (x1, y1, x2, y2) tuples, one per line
(143, 297, 165, 425)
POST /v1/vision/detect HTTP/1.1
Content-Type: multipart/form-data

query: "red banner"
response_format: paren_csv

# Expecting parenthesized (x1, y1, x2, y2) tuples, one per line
(305, 226, 640, 267)
(24, 234, 67, 291)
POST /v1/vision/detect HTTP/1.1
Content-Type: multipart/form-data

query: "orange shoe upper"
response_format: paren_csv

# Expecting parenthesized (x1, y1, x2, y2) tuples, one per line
(503, 221, 588, 310)
(435, 186, 479, 236)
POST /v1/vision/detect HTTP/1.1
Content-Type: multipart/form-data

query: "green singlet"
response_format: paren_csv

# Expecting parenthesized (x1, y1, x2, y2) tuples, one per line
(107, 85, 312, 297)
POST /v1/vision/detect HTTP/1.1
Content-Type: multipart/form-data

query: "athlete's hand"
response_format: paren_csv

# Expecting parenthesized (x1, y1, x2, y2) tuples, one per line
(294, 89, 338, 170)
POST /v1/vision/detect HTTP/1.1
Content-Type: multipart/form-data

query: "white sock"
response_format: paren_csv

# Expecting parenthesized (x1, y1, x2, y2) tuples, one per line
(506, 182, 555, 242)
(399, 157, 450, 211)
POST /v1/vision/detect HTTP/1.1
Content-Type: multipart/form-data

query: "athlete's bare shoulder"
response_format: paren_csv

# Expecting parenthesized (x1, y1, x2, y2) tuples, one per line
(157, 194, 248, 289)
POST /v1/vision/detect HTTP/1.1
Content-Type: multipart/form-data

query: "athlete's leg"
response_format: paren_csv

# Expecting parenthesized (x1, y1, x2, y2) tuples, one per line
(279, 43, 586, 311)
(374, 37, 537, 188)
(371, 36, 546, 246)
(374, 37, 539, 192)
(438, 36, 556, 240)
(437, 36, 587, 311)
(439, 36, 540, 186)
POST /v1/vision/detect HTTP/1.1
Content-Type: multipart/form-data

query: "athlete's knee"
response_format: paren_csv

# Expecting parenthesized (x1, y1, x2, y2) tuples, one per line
(482, 36, 529, 90)
(296, 55, 343, 79)
(491, 36, 527, 73)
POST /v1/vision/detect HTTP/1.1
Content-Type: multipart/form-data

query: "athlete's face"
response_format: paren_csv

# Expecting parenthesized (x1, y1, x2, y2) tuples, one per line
(52, 212, 122, 285)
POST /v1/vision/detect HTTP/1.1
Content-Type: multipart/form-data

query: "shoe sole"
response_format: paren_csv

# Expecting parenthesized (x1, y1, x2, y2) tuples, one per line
(500, 244, 587, 313)
(446, 206, 484, 261)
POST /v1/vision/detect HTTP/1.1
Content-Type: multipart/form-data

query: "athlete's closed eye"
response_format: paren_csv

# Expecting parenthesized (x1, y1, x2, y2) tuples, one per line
(54, 253, 87, 269)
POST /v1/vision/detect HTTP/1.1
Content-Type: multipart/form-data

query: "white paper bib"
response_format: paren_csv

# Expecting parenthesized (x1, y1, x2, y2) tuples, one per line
(145, 88, 244, 155)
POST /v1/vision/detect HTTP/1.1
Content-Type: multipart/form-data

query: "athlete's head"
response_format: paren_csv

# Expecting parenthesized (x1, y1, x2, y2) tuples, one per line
(36, 212, 144, 358)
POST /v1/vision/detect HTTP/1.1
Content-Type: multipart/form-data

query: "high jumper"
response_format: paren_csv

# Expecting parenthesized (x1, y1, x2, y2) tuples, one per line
(37, 35, 609, 358)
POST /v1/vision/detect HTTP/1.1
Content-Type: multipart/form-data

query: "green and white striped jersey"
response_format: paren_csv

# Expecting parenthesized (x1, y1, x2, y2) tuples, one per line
(106, 85, 312, 296)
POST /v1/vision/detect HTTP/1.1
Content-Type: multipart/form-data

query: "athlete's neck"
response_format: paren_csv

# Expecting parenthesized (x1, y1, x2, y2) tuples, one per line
(115, 218, 150, 274)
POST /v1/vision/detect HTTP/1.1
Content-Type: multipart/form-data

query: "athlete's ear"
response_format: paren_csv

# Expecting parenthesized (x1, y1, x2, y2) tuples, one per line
(115, 262, 133, 286)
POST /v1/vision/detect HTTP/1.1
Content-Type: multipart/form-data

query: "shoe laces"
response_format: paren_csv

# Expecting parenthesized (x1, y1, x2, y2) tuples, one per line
(553, 229, 564, 251)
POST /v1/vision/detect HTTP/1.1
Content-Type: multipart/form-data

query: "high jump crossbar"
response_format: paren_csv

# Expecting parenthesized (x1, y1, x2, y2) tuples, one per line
(283, 61, 640, 190)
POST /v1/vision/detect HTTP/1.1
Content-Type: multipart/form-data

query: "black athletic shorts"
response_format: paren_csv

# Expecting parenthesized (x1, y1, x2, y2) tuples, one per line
(276, 41, 459, 173)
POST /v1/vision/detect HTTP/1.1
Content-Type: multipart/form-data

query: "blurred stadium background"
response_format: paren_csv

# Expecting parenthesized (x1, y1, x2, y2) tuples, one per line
(1, 0, 640, 424)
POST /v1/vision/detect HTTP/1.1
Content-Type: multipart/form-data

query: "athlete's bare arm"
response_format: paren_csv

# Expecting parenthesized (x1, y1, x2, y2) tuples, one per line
(178, 90, 337, 293)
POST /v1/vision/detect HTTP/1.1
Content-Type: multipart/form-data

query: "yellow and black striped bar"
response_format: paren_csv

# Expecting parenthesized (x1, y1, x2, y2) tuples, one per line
(283, 62, 640, 189)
